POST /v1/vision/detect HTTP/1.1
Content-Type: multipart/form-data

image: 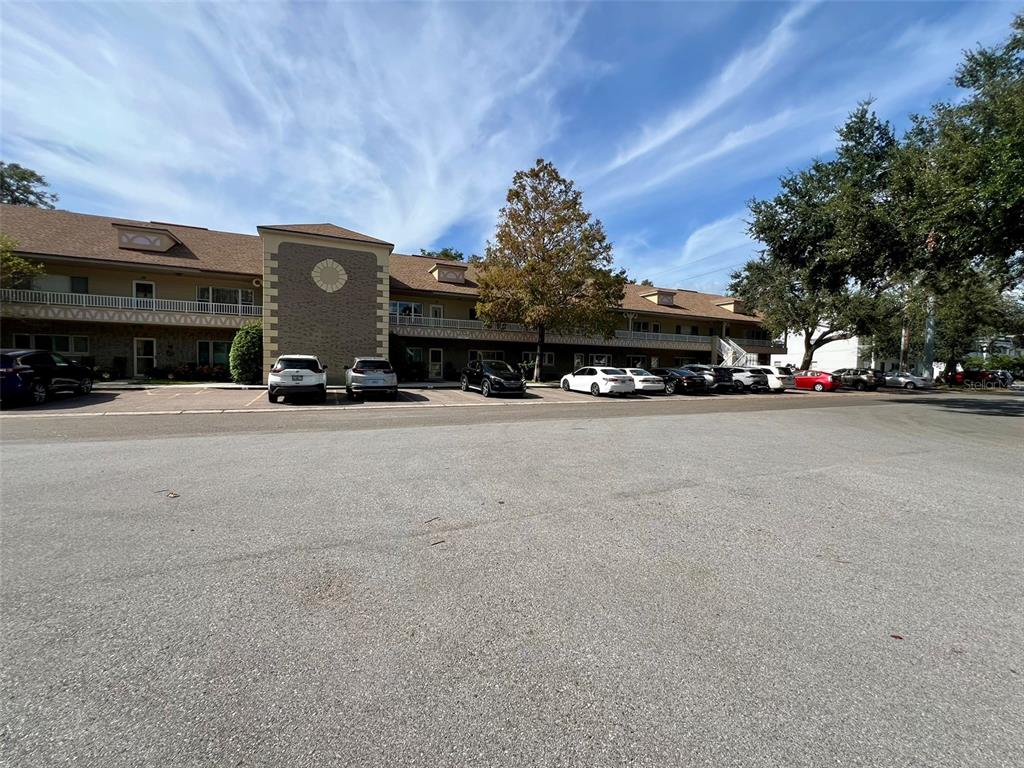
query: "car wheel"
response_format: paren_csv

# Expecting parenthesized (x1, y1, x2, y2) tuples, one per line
(460, 375, 469, 392)
(813, 383, 825, 392)
(77, 377, 93, 394)
(317, 385, 327, 404)
(29, 381, 48, 404)
(561, 380, 570, 391)
(267, 389, 278, 403)
(590, 383, 601, 397)
(733, 380, 744, 392)
(346, 387, 355, 400)
(855, 381, 865, 391)
(481, 380, 491, 397)
(904, 382, 916, 389)
(665, 381, 677, 395)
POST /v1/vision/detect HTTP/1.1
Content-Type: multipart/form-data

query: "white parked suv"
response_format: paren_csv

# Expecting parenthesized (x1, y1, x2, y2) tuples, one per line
(345, 357, 398, 400)
(745, 366, 794, 392)
(267, 355, 327, 403)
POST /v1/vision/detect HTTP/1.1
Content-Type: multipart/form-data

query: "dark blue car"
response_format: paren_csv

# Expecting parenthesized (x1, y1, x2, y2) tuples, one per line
(0, 349, 94, 406)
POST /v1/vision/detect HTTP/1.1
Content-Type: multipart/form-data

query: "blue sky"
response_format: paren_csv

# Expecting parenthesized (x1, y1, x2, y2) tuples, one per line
(1, 1, 1018, 292)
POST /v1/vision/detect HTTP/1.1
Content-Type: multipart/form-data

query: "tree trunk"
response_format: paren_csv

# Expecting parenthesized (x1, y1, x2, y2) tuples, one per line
(533, 324, 545, 382)
(800, 334, 815, 369)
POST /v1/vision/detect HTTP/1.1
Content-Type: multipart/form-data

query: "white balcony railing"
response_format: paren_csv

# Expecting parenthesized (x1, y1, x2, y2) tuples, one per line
(389, 314, 715, 346)
(615, 329, 710, 344)
(389, 314, 529, 332)
(1, 288, 262, 317)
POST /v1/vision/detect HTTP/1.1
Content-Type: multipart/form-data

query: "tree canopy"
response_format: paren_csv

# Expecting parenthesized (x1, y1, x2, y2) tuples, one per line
(476, 158, 626, 380)
(0, 162, 59, 208)
(0, 234, 45, 288)
(419, 247, 465, 262)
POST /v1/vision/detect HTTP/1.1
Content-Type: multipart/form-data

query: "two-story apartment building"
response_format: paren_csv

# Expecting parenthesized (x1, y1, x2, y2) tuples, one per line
(1, 204, 785, 382)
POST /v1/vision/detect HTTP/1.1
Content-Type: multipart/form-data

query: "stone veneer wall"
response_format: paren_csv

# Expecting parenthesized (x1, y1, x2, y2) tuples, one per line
(261, 236, 390, 384)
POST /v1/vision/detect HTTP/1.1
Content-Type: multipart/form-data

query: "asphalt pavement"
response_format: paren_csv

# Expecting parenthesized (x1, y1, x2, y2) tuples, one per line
(1, 392, 1022, 766)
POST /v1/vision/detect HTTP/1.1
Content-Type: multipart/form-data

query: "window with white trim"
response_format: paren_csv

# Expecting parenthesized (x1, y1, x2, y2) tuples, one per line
(197, 340, 231, 366)
(197, 286, 254, 305)
(390, 300, 423, 317)
(31, 275, 89, 294)
(12, 333, 89, 354)
(469, 350, 504, 362)
(521, 351, 554, 366)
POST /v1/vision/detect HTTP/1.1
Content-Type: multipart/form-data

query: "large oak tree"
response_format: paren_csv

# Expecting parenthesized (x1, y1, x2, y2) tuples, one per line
(475, 159, 626, 381)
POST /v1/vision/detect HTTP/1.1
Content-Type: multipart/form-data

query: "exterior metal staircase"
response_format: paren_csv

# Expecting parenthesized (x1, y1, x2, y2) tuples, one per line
(717, 337, 757, 366)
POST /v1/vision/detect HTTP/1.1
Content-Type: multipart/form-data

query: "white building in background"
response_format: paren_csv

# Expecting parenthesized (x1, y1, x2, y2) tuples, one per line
(771, 331, 899, 372)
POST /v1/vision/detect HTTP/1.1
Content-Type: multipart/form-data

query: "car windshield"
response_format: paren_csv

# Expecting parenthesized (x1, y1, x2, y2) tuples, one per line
(627, 368, 652, 376)
(356, 359, 392, 371)
(278, 358, 321, 371)
(483, 361, 515, 374)
(600, 368, 627, 375)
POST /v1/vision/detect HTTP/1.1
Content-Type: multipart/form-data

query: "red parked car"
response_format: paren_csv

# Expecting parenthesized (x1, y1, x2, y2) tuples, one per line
(793, 370, 841, 392)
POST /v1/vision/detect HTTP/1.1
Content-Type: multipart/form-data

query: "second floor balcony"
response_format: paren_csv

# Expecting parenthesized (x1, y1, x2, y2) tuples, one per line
(388, 313, 717, 351)
(1, 288, 262, 329)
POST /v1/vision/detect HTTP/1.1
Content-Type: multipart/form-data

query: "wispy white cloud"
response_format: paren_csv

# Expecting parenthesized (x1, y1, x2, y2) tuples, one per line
(0, 2, 591, 249)
(603, 1, 817, 174)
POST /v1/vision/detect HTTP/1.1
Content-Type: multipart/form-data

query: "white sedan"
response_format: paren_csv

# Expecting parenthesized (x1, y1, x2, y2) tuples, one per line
(560, 367, 636, 396)
(884, 371, 931, 389)
(623, 368, 666, 393)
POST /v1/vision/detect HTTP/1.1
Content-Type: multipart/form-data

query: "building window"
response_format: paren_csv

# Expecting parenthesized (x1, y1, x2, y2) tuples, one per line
(675, 325, 682, 335)
(469, 350, 504, 362)
(632, 320, 649, 332)
(469, 306, 478, 320)
(197, 340, 231, 366)
(627, 355, 646, 368)
(692, 325, 699, 336)
(405, 347, 423, 364)
(652, 323, 661, 334)
(390, 301, 423, 318)
(13, 334, 89, 354)
(521, 351, 554, 366)
(573, 353, 585, 368)
(197, 287, 254, 306)
(31, 275, 89, 294)
(589, 354, 611, 366)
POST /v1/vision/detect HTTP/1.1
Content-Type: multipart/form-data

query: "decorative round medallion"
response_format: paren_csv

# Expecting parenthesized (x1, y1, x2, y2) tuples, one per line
(311, 259, 347, 293)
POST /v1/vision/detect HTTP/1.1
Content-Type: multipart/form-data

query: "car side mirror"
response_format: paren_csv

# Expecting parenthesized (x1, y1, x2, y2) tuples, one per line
(322, 364, 328, 370)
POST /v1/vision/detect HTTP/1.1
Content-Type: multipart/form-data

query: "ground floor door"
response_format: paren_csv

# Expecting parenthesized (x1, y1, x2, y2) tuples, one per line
(428, 348, 443, 380)
(134, 337, 156, 377)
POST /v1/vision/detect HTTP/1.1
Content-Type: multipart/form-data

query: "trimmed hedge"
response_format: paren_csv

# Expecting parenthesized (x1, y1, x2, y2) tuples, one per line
(229, 321, 263, 384)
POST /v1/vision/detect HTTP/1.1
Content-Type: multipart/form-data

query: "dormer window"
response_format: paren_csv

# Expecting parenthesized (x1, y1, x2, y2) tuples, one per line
(716, 299, 746, 314)
(640, 289, 676, 306)
(429, 262, 468, 284)
(113, 224, 180, 253)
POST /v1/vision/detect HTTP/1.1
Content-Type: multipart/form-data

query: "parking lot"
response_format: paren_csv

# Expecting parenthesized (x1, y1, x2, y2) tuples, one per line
(2, 389, 1021, 767)
(0, 382, 933, 418)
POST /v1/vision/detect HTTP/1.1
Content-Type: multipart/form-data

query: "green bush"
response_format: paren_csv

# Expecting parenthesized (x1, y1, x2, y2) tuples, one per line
(229, 322, 263, 384)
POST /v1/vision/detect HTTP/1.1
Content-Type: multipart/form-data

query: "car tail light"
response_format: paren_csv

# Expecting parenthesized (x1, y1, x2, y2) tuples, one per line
(271, 366, 284, 373)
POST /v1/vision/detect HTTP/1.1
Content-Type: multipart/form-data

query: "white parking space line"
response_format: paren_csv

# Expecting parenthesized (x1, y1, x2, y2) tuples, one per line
(244, 393, 265, 407)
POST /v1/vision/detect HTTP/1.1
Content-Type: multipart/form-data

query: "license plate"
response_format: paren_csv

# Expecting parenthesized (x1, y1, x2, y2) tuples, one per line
(292, 375, 303, 382)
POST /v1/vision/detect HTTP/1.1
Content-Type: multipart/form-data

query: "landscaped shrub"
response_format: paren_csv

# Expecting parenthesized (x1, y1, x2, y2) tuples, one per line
(229, 322, 263, 384)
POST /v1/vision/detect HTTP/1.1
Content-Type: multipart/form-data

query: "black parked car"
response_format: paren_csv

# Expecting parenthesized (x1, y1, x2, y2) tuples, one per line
(460, 359, 525, 397)
(683, 364, 735, 392)
(649, 367, 710, 395)
(0, 349, 94, 406)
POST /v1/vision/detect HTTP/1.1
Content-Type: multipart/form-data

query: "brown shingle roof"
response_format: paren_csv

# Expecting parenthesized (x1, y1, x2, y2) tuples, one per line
(0, 204, 262, 275)
(1, 205, 760, 323)
(258, 223, 393, 246)
(388, 252, 761, 322)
